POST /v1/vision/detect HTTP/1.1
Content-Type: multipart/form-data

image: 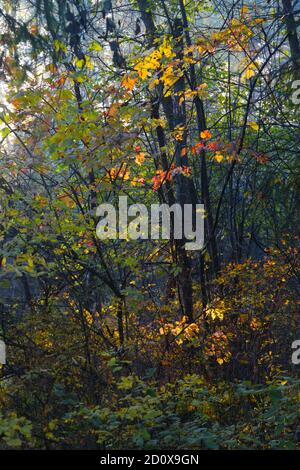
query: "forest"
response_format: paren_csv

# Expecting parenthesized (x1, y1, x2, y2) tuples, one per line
(0, 0, 299, 451)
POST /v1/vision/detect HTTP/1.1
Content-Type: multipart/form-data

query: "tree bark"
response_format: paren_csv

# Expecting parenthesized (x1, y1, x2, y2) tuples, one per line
(282, 0, 300, 77)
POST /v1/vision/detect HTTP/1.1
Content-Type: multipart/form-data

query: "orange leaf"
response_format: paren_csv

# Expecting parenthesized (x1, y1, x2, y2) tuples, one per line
(200, 129, 212, 139)
(107, 103, 119, 117)
(122, 75, 136, 92)
(135, 152, 145, 165)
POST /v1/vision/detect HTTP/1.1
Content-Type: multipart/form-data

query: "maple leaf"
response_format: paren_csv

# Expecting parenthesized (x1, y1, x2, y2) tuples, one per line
(206, 141, 219, 151)
(191, 142, 205, 155)
(135, 152, 145, 165)
(200, 129, 212, 139)
(122, 75, 136, 92)
(214, 153, 224, 163)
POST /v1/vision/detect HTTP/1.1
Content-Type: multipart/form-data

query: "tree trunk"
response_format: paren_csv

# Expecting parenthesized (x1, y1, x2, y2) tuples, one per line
(282, 0, 300, 77)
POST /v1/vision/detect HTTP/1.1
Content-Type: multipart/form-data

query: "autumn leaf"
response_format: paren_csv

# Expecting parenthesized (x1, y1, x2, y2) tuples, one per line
(174, 126, 185, 141)
(242, 63, 256, 80)
(53, 39, 67, 53)
(107, 103, 119, 118)
(88, 41, 103, 52)
(122, 75, 136, 92)
(46, 63, 57, 74)
(11, 98, 22, 109)
(134, 62, 149, 80)
(135, 152, 145, 165)
(200, 129, 212, 139)
(256, 154, 268, 164)
(59, 195, 76, 208)
(214, 153, 224, 163)
(240, 5, 249, 17)
(159, 37, 175, 59)
(191, 142, 205, 155)
(118, 165, 130, 181)
(181, 147, 187, 157)
(108, 164, 130, 181)
(55, 76, 66, 87)
(30, 24, 38, 35)
(134, 49, 162, 80)
(249, 121, 259, 131)
(206, 141, 219, 151)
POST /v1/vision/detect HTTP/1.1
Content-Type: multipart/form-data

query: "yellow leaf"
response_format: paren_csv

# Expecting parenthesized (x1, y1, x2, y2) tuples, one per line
(249, 121, 259, 131)
(241, 6, 249, 16)
(75, 58, 85, 69)
(85, 56, 94, 70)
(159, 37, 175, 59)
(134, 63, 149, 80)
(242, 65, 256, 80)
(47, 63, 57, 74)
(200, 129, 212, 139)
(174, 125, 185, 141)
(135, 152, 145, 165)
(214, 153, 224, 163)
(119, 165, 130, 181)
(88, 41, 103, 52)
(53, 39, 67, 53)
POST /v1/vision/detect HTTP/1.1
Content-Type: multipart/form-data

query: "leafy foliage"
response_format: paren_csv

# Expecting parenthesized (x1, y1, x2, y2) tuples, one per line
(0, 0, 299, 450)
